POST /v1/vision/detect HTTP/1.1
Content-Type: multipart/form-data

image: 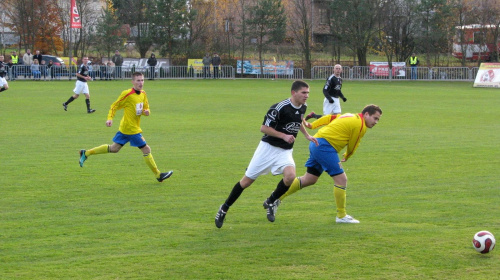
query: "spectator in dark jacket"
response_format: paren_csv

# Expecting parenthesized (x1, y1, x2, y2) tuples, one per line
(147, 53, 157, 80)
(212, 53, 221, 79)
(112, 50, 123, 78)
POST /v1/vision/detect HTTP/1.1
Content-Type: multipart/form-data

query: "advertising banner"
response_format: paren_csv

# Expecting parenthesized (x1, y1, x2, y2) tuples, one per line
(188, 59, 204, 73)
(369, 62, 406, 77)
(473, 63, 500, 88)
(70, 0, 82, 29)
(236, 60, 294, 75)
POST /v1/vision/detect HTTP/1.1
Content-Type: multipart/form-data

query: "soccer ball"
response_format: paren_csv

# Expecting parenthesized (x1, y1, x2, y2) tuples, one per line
(472, 231, 496, 254)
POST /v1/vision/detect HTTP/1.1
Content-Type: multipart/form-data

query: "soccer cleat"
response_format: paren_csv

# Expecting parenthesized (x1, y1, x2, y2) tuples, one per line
(336, 214, 360, 224)
(263, 199, 276, 222)
(305, 111, 316, 121)
(157, 171, 173, 182)
(273, 199, 281, 216)
(215, 205, 227, 228)
(87, 109, 96, 114)
(79, 149, 87, 167)
(62, 103, 68, 111)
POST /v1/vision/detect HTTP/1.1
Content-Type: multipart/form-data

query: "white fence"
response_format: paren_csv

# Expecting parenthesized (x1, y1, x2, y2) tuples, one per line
(312, 66, 479, 81)
(5, 65, 481, 81)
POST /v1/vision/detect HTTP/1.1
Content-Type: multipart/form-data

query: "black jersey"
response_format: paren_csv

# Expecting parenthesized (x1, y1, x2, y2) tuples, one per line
(323, 74, 345, 100)
(0, 61, 6, 78)
(261, 98, 307, 150)
(77, 64, 89, 82)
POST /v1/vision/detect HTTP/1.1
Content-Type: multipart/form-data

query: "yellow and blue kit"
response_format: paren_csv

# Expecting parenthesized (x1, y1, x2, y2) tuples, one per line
(314, 113, 366, 161)
(107, 88, 149, 135)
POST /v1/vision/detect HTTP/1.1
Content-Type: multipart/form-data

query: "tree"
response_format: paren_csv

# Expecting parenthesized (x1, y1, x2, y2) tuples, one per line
(5, 0, 37, 51)
(377, 0, 418, 70)
(94, 7, 126, 60)
(111, 0, 154, 58)
(247, 0, 287, 74)
(287, 0, 312, 78)
(450, 0, 475, 66)
(329, 0, 381, 66)
(149, 0, 193, 59)
(416, 0, 453, 67)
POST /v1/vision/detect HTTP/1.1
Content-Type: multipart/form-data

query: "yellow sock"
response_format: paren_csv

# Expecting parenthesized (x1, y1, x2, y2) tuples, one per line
(86, 144, 109, 156)
(279, 177, 301, 200)
(143, 153, 161, 177)
(334, 185, 347, 218)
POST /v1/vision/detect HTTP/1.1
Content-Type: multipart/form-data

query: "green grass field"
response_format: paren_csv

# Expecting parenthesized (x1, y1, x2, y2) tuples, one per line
(1, 79, 499, 279)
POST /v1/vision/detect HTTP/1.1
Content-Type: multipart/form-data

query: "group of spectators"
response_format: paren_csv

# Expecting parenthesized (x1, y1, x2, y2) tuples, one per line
(202, 52, 222, 79)
(2, 49, 222, 81)
(5, 49, 60, 81)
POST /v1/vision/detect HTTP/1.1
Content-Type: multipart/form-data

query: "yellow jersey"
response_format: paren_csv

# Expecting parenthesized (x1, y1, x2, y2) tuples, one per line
(107, 88, 150, 135)
(314, 113, 366, 161)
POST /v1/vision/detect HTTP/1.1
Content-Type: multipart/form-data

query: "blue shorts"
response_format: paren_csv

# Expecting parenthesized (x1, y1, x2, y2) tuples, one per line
(305, 138, 344, 177)
(112, 131, 147, 147)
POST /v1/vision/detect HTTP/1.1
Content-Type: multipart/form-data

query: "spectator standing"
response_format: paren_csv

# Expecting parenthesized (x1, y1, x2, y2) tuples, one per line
(10, 51, 18, 80)
(409, 53, 419, 80)
(31, 59, 41, 80)
(0, 55, 10, 92)
(112, 50, 124, 79)
(6, 59, 14, 81)
(202, 53, 211, 79)
(47, 60, 55, 80)
(106, 61, 114, 80)
(87, 61, 95, 80)
(23, 49, 33, 78)
(212, 53, 221, 79)
(40, 60, 48, 80)
(33, 50, 43, 67)
(147, 53, 157, 80)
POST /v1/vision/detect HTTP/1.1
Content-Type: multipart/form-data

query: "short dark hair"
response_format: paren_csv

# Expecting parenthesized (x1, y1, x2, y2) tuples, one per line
(362, 104, 382, 115)
(132, 72, 144, 79)
(291, 80, 309, 92)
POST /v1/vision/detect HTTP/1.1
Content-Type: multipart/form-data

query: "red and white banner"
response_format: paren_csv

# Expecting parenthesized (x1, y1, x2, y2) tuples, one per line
(370, 62, 406, 77)
(70, 0, 82, 29)
(473, 63, 500, 88)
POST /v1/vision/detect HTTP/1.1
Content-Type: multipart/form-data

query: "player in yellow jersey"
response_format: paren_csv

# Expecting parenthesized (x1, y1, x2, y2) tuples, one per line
(278, 104, 382, 223)
(78, 72, 173, 182)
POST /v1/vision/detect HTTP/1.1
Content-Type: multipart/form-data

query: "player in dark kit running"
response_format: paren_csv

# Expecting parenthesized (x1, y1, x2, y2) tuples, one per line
(214, 80, 318, 228)
(62, 56, 96, 113)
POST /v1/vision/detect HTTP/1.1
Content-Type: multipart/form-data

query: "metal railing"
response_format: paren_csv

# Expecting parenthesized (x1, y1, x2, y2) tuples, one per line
(312, 66, 479, 81)
(5, 65, 481, 81)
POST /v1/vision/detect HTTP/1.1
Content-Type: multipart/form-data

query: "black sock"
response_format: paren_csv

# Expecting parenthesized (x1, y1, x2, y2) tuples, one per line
(268, 179, 289, 204)
(0, 88, 6, 92)
(85, 99, 91, 110)
(223, 181, 245, 211)
(315, 114, 323, 119)
(65, 96, 75, 105)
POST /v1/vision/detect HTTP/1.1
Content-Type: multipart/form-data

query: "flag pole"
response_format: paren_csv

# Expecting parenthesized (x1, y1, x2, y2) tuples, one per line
(69, 26, 72, 81)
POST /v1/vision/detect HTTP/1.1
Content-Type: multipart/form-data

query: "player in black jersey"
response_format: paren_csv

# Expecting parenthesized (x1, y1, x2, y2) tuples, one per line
(0, 55, 10, 93)
(62, 56, 96, 113)
(306, 64, 347, 120)
(215, 80, 319, 228)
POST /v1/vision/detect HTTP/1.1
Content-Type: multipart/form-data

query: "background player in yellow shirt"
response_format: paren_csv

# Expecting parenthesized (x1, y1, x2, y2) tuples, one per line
(278, 104, 382, 223)
(78, 72, 173, 182)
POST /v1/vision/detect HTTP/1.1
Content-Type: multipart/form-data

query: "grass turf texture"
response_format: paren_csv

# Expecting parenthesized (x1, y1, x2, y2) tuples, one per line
(1, 79, 499, 279)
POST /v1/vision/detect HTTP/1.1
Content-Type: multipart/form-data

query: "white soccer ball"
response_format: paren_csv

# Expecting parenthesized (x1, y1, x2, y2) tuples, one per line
(472, 231, 496, 254)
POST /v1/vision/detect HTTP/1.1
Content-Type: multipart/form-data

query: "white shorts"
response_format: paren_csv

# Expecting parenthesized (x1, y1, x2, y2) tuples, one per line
(323, 97, 341, 115)
(0, 77, 8, 87)
(73, 81, 89, 95)
(245, 141, 295, 180)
